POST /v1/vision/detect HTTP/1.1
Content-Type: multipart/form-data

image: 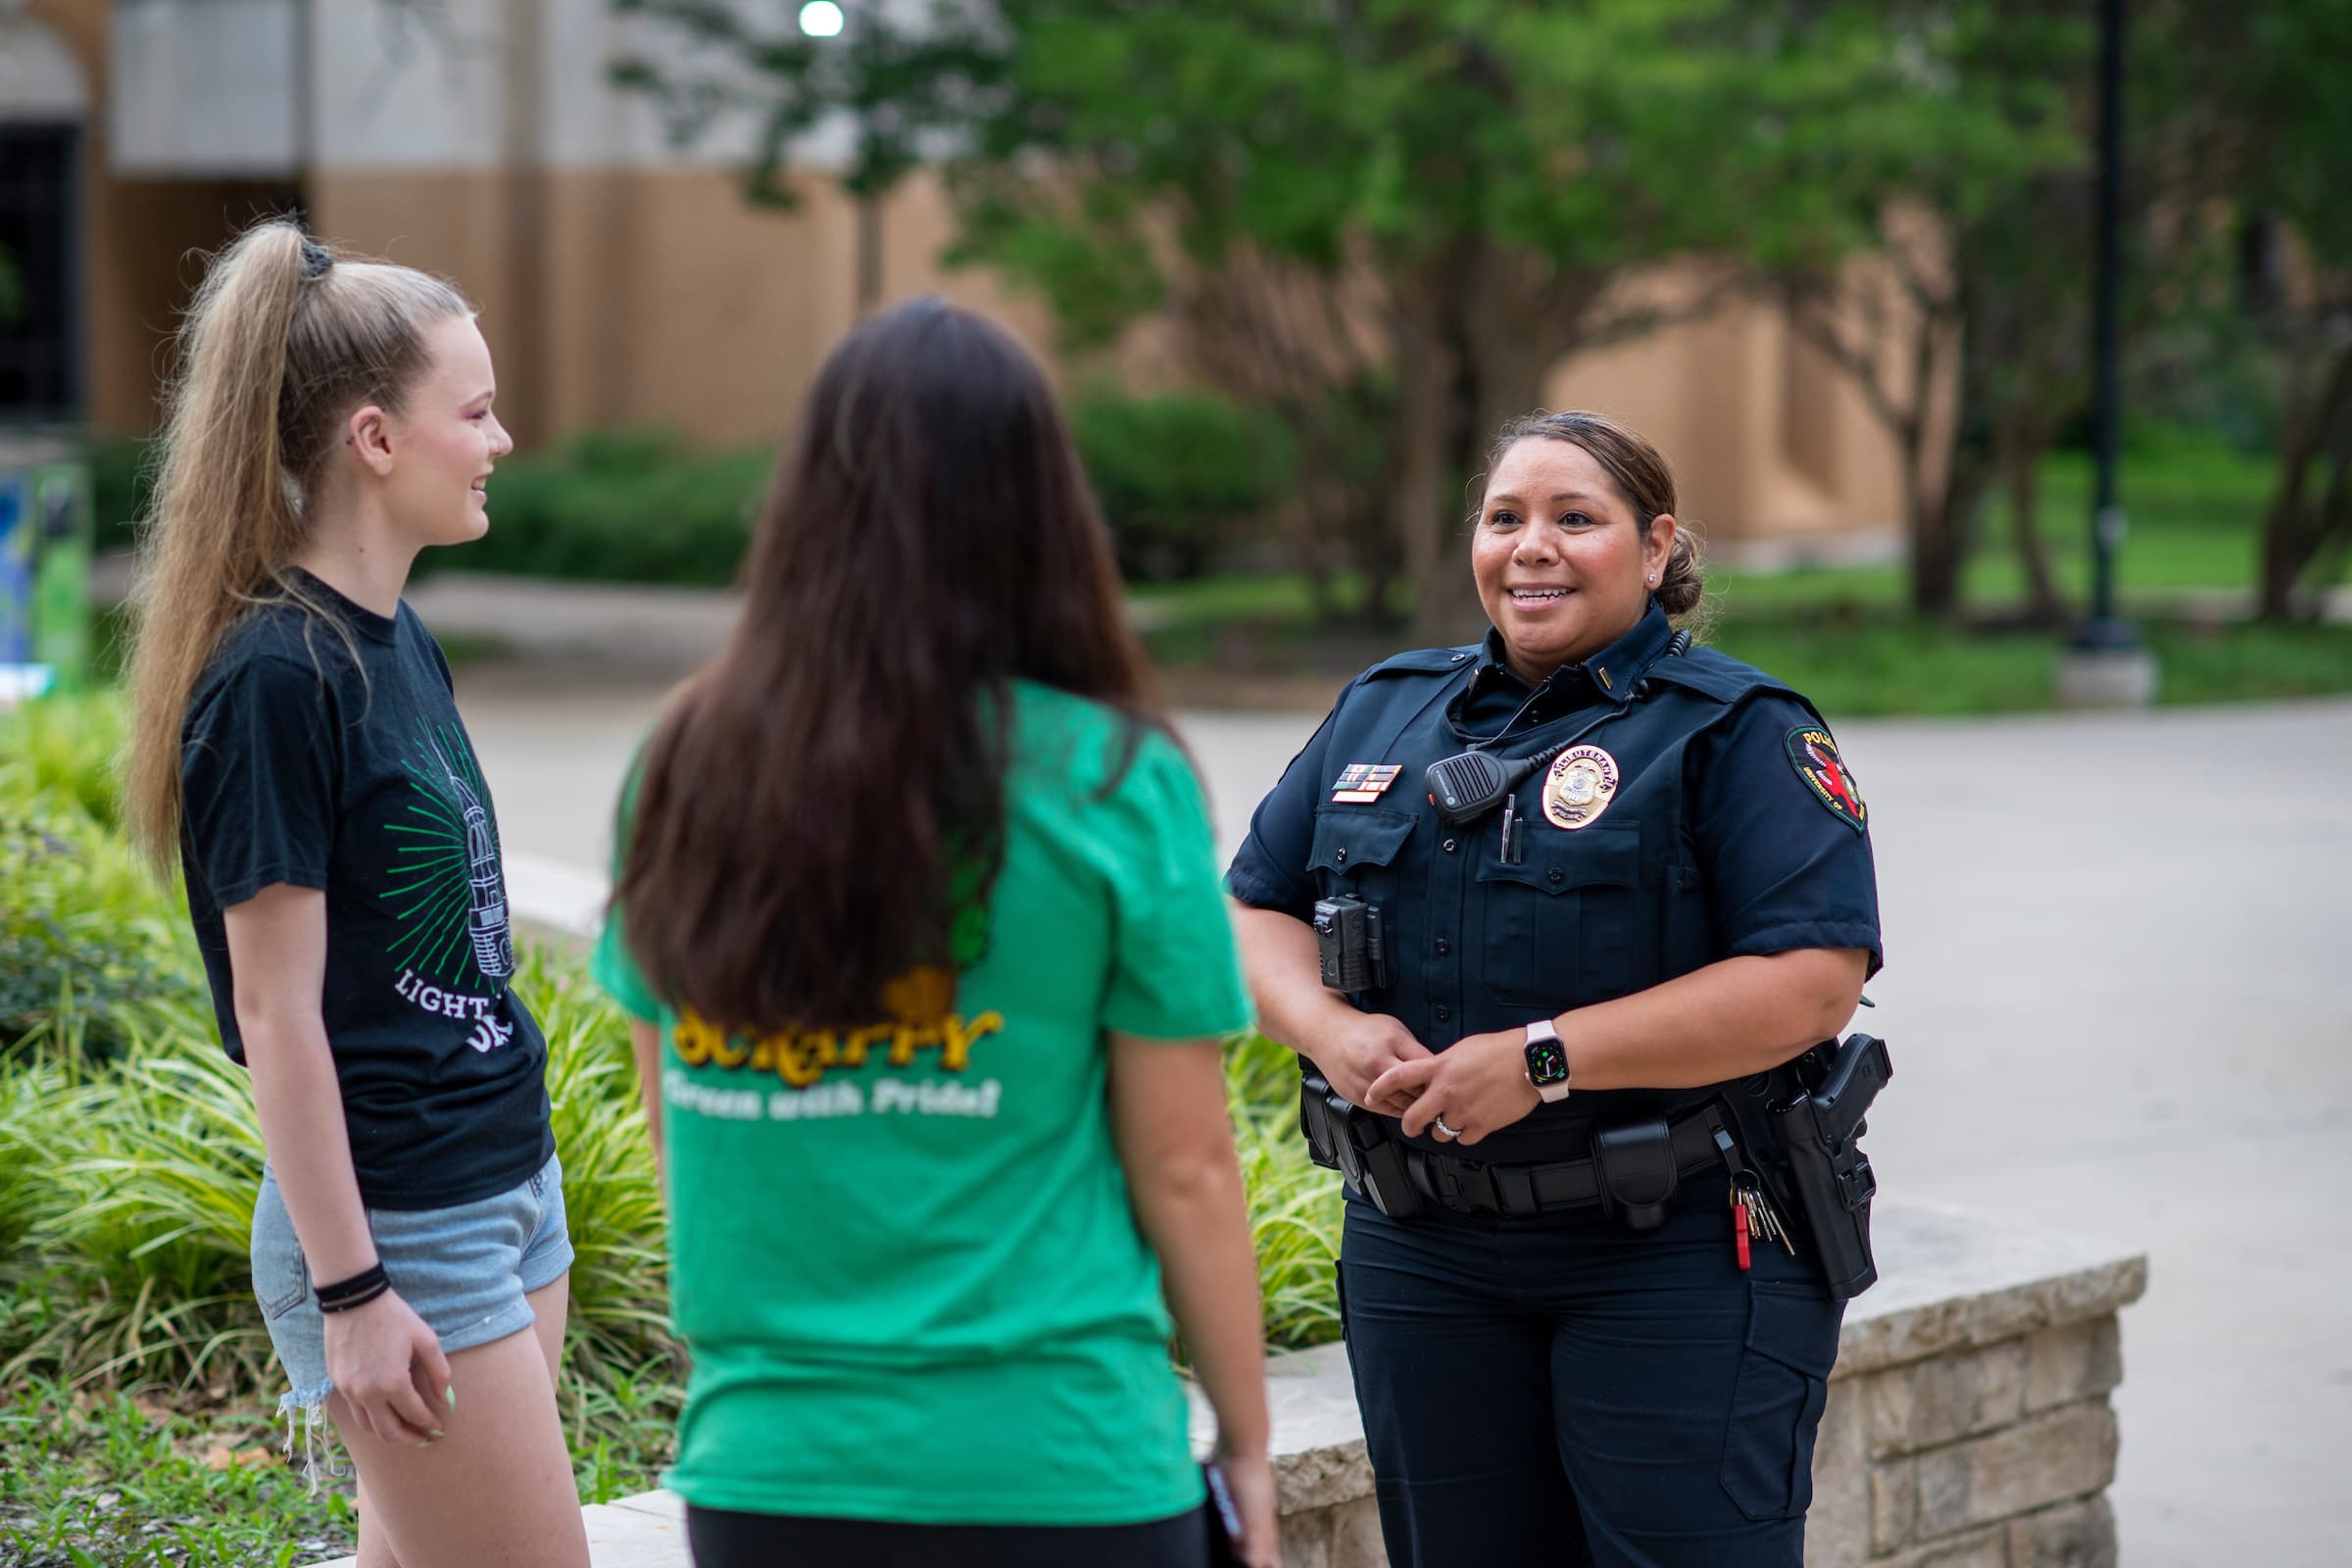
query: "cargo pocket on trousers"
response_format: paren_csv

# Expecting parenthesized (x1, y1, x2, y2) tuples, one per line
(1719, 1281, 1838, 1521)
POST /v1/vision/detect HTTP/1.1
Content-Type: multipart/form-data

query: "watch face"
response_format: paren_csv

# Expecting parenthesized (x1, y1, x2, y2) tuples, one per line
(1526, 1037, 1570, 1086)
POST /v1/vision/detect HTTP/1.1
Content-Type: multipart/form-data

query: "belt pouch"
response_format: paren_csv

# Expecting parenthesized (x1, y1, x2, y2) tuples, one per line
(1351, 1120, 1422, 1220)
(1592, 1116, 1680, 1231)
(1298, 1073, 1345, 1172)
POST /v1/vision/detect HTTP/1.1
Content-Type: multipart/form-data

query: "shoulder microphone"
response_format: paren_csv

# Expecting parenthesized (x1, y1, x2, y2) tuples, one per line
(1425, 747, 1559, 827)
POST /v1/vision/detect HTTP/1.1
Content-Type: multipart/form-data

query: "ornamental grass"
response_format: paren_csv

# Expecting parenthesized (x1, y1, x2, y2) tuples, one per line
(0, 692, 1345, 1439)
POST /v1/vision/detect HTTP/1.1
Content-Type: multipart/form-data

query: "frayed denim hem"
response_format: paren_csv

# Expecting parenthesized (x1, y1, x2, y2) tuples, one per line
(276, 1382, 347, 1494)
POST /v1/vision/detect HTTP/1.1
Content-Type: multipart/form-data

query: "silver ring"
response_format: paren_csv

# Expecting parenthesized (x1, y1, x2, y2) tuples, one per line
(1433, 1115, 1461, 1140)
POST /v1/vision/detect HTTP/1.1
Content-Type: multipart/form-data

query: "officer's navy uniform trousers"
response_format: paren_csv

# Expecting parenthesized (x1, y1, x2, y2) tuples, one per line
(1228, 606, 1883, 1568)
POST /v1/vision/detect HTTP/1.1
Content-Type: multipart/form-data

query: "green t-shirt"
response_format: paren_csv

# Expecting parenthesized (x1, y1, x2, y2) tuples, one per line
(592, 683, 1253, 1526)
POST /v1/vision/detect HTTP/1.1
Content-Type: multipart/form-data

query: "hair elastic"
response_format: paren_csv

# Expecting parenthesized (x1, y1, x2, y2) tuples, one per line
(299, 240, 334, 281)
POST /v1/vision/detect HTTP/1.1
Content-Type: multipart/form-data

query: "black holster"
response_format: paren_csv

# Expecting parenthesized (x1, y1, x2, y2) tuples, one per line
(1298, 1071, 1424, 1219)
(1722, 1033, 1892, 1300)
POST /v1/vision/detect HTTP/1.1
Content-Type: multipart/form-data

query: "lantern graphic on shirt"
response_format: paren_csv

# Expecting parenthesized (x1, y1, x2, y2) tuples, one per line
(384, 725, 520, 992)
(443, 763, 515, 981)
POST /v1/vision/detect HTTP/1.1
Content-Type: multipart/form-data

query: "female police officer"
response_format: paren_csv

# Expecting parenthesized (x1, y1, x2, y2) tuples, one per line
(1226, 411, 1882, 1567)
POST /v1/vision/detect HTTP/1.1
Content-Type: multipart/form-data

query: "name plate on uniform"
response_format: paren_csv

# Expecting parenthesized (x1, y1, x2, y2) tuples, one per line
(1332, 763, 1402, 804)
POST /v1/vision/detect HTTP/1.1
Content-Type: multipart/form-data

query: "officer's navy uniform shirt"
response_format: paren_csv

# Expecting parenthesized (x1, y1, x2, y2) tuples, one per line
(1226, 604, 1882, 1166)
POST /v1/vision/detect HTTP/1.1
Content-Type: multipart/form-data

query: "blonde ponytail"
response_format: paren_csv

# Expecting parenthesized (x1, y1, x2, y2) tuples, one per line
(122, 220, 471, 872)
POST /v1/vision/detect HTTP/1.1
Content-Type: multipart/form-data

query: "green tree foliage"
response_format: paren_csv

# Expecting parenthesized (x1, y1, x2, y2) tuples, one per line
(615, 0, 2078, 633)
(1758, 1, 2089, 619)
(2169, 2, 2352, 617)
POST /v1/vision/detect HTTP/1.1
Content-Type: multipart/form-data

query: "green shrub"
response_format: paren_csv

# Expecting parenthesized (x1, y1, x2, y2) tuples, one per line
(0, 817, 201, 1060)
(19, 1036, 276, 1394)
(1224, 1032, 1343, 1350)
(1071, 388, 1298, 581)
(416, 430, 772, 588)
(85, 434, 153, 559)
(83, 396, 1311, 591)
(0, 695, 198, 1058)
(0, 688, 130, 828)
(0, 692, 1343, 1433)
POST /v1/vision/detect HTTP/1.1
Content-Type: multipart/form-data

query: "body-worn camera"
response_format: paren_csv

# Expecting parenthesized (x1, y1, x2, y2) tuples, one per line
(1313, 894, 1390, 993)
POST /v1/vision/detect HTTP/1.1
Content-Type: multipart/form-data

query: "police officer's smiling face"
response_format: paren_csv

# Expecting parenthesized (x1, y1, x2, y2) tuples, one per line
(1473, 437, 1675, 686)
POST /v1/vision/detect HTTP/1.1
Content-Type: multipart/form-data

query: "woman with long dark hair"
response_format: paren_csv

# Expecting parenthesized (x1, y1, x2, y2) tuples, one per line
(593, 298, 1279, 1568)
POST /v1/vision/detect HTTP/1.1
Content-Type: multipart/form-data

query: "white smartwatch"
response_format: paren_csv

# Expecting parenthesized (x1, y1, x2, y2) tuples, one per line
(1523, 1018, 1572, 1102)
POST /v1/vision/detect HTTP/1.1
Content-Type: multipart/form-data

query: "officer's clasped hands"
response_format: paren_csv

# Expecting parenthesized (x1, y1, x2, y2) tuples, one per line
(1306, 1010, 1432, 1116)
(1375, 1027, 1544, 1146)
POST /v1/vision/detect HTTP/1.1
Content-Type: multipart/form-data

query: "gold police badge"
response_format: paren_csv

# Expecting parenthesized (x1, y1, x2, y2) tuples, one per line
(1543, 745, 1620, 830)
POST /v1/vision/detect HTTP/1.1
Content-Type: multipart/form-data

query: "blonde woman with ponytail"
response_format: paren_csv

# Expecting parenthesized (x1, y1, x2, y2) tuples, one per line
(123, 220, 587, 1568)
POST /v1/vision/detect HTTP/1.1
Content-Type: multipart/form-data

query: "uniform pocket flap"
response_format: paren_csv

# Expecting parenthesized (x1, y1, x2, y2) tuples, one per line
(1307, 808, 1418, 875)
(1476, 820, 1641, 895)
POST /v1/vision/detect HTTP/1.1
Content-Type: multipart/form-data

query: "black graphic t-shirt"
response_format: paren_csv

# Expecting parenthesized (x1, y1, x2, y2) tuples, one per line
(179, 573, 550, 1209)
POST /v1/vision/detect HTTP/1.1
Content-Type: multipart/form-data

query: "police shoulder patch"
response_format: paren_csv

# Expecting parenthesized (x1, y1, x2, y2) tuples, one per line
(1785, 726, 1866, 832)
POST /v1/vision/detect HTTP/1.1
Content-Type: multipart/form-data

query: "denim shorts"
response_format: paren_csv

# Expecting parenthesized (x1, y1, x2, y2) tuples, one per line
(249, 1151, 574, 1433)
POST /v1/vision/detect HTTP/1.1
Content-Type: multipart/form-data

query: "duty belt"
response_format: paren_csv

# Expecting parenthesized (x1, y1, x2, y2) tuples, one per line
(1405, 1102, 1728, 1225)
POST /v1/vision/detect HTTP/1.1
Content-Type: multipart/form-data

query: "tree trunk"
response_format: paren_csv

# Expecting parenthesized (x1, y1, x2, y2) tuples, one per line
(1904, 433, 1963, 617)
(1392, 291, 1462, 647)
(1404, 250, 1595, 646)
(1994, 419, 2067, 626)
(2259, 335, 2352, 620)
(1902, 290, 1965, 619)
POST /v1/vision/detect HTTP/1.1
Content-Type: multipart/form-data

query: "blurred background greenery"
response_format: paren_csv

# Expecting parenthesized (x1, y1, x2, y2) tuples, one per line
(47, 2, 2352, 698)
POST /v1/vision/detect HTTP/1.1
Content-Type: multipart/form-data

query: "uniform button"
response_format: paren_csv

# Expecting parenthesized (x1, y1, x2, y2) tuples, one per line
(1435, 1005, 1451, 1022)
(1449, 652, 1469, 662)
(1335, 847, 1347, 863)
(1443, 838, 1457, 854)
(1435, 939, 1450, 956)
(1547, 868, 1563, 884)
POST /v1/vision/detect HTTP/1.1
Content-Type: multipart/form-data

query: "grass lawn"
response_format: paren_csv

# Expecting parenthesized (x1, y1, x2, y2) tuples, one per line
(1133, 436, 2352, 716)
(0, 1378, 354, 1568)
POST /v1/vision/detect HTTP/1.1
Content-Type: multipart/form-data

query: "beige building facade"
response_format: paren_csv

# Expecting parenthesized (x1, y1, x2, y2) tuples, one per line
(14, 0, 1917, 555)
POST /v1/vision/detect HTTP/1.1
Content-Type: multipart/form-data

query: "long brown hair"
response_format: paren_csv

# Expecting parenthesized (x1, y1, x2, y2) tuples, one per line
(122, 220, 471, 871)
(615, 298, 1167, 1034)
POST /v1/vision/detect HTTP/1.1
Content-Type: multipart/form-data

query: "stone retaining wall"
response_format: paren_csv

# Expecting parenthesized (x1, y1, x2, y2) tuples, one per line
(306, 1206, 2140, 1568)
(1216, 1200, 2146, 1568)
(502, 876, 2148, 1568)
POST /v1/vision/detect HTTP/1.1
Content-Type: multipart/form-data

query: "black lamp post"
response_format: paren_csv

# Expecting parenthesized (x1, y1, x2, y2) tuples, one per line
(2076, 0, 2136, 653)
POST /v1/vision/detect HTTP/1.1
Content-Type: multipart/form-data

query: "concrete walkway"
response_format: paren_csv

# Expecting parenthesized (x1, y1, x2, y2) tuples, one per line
(458, 647, 2352, 1565)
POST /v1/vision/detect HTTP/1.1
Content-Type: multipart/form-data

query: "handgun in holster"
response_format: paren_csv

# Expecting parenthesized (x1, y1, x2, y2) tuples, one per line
(1720, 1032, 1892, 1300)
(1298, 1069, 1423, 1219)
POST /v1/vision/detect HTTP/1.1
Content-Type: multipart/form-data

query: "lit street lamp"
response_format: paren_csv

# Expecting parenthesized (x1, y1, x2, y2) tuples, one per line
(799, 1, 880, 316)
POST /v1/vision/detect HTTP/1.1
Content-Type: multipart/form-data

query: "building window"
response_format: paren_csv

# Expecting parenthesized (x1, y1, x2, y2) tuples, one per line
(0, 122, 81, 423)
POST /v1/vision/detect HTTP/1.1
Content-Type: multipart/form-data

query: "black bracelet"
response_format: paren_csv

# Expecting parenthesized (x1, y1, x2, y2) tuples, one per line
(315, 1261, 390, 1313)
